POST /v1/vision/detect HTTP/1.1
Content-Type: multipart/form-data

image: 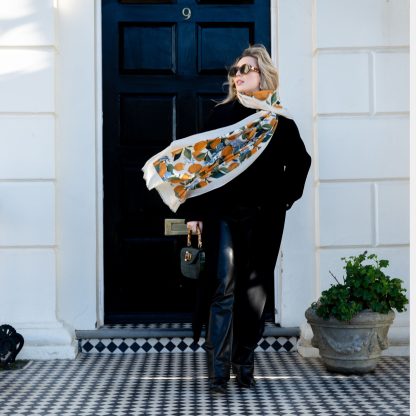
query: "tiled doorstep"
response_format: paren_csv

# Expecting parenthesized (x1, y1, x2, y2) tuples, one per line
(78, 336, 298, 354)
(76, 322, 299, 354)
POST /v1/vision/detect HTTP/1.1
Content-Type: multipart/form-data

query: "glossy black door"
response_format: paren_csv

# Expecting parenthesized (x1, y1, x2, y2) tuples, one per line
(102, 0, 271, 322)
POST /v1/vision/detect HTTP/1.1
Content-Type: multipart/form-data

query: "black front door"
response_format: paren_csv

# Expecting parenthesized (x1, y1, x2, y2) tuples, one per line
(102, 0, 271, 323)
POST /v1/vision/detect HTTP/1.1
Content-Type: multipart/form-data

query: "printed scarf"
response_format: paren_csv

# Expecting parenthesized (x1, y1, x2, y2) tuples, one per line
(142, 89, 291, 212)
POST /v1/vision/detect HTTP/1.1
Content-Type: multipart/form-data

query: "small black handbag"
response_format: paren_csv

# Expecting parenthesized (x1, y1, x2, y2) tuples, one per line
(180, 226, 205, 279)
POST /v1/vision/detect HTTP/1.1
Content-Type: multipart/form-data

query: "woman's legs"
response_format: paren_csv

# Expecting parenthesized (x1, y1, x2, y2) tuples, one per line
(231, 270, 266, 386)
(205, 220, 235, 386)
(231, 206, 286, 386)
(204, 206, 285, 390)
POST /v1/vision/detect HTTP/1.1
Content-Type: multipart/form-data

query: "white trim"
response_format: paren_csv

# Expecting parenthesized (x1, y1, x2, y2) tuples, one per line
(271, 0, 282, 325)
(271, 0, 279, 67)
(409, 0, 415, 411)
(56, 0, 99, 331)
(274, 251, 283, 324)
(312, 0, 320, 301)
(95, 0, 104, 328)
(275, 0, 315, 329)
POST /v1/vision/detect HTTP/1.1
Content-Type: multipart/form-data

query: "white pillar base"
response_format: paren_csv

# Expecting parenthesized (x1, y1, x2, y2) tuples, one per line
(381, 346, 410, 356)
(14, 321, 77, 360)
(297, 344, 320, 358)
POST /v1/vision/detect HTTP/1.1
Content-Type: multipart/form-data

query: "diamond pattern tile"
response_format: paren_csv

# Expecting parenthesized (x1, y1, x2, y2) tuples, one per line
(0, 353, 409, 415)
(77, 321, 297, 354)
(78, 336, 298, 354)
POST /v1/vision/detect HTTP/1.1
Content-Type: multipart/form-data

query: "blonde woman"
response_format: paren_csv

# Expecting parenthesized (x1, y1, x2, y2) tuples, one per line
(143, 44, 311, 394)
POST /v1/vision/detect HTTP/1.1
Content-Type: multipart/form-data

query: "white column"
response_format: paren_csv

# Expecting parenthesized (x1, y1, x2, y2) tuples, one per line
(55, 0, 100, 330)
(0, 0, 75, 359)
(275, 0, 316, 329)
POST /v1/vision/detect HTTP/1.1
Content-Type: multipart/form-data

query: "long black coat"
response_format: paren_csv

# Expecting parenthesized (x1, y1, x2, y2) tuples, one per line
(177, 99, 311, 340)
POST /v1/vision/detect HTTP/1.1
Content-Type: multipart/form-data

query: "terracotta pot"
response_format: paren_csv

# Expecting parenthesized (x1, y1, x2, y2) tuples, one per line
(305, 307, 395, 374)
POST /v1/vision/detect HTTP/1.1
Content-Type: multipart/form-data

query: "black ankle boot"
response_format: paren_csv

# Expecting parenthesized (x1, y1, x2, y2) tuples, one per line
(232, 364, 256, 388)
(209, 378, 228, 394)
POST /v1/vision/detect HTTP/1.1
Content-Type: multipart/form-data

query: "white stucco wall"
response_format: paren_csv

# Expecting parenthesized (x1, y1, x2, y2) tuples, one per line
(0, 0, 76, 358)
(409, 0, 415, 409)
(0, 0, 410, 359)
(293, 0, 410, 356)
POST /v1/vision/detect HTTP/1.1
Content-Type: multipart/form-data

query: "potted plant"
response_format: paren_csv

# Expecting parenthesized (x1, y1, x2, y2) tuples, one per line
(305, 251, 408, 374)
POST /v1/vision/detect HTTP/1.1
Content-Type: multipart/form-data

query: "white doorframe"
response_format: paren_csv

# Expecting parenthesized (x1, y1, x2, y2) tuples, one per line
(271, 1, 282, 324)
(95, 0, 105, 328)
(275, 0, 315, 328)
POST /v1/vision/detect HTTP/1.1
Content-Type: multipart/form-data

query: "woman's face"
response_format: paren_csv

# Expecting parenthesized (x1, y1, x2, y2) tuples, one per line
(232, 56, 261, 94)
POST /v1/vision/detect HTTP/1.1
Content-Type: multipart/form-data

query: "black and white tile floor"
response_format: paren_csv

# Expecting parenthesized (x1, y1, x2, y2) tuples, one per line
(0, 352, 409, 415)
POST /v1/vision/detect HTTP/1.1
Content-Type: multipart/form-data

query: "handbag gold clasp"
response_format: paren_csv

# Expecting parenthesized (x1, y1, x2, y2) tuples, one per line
(184, 250, 193, 262)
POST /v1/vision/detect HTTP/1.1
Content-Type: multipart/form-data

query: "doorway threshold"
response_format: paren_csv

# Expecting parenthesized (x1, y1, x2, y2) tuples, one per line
(104, 312, 193, 324)
(75, 322, 300, 354)
(76, 322, 298, 340)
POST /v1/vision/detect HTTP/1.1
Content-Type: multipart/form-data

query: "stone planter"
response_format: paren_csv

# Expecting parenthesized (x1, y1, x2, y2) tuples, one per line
(305, 307, 395, 374)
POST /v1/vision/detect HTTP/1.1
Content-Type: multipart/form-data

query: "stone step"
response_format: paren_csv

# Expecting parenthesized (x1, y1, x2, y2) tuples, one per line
(76, 323, 300, 354)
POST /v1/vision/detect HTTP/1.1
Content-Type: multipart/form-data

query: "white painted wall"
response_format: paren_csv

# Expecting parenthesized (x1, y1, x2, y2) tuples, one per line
(295, 0, 410, 356)
(0, 0, 75, 358)
(409, 0, 415, 410)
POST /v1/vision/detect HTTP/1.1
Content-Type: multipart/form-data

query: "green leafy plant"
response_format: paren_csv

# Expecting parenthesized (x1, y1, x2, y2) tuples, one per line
(311, 251, 408, 321)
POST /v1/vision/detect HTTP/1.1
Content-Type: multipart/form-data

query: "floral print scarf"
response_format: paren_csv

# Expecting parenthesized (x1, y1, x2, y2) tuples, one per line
(142, 89, 292, 212)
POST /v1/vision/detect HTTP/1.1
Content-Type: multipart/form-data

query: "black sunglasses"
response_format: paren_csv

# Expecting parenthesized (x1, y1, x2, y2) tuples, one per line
(228, 63, 260, 77)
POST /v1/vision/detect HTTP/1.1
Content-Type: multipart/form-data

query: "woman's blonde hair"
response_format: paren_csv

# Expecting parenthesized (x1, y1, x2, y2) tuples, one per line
(219, 44, 279, 105)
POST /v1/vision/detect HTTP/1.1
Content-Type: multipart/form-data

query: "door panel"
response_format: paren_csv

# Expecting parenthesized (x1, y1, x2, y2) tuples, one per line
(102, 0, 271, 322)
(120, 94, 176, 144)
(120, 23, 177, 74)
(197, 1, 254, 4)
(197, 23, 254, 73)
(121, 1, 176, 4)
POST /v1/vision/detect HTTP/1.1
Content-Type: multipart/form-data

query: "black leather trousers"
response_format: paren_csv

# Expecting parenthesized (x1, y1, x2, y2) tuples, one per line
(204, 205, 285, 382)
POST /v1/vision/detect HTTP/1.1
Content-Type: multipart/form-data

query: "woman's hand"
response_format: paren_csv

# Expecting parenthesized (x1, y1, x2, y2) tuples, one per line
(187, 221, 203, 233)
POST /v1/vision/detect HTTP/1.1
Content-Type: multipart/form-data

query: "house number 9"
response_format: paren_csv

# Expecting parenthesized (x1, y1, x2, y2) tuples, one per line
(182, 7, 191, 20)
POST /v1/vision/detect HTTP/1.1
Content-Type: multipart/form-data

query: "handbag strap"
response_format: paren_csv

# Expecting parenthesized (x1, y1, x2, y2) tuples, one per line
(187, 225, 202, 248)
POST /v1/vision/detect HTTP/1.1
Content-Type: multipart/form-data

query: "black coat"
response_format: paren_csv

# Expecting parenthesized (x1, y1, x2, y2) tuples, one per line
(176, 99, 311, 341)
(177, 99, 311, 220)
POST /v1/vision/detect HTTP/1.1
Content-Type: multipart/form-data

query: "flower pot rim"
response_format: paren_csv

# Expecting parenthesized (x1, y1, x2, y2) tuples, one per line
(305, 306, 395, 325)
